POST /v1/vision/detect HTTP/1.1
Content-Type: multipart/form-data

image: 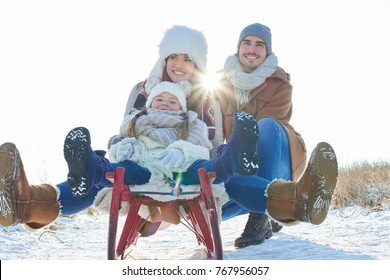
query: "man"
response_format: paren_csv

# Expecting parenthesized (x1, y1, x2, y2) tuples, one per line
(217, 23, 308, 247)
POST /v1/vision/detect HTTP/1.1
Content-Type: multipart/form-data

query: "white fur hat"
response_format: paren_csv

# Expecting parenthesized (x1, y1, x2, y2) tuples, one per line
(145, 81, 187, 112)
(145, 25, 208, 94)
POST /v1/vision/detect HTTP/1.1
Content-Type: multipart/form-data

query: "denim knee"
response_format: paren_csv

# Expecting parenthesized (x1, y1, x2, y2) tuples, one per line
(257, 117, 292, 180)
(258, 118, 282, 138)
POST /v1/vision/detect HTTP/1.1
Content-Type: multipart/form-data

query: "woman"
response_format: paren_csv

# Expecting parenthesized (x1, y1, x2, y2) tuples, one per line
(110, 25, 224, 156)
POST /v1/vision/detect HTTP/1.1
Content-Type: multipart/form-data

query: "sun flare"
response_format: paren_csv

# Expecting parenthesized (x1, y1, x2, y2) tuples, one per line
(202, 72, 223, 91)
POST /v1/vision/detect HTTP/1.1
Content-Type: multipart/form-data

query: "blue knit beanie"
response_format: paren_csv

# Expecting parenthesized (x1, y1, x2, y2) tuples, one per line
(237, 23, 272, 56)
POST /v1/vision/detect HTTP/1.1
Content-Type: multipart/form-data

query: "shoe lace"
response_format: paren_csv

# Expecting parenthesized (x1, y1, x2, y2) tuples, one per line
(244, 213, 268, 231)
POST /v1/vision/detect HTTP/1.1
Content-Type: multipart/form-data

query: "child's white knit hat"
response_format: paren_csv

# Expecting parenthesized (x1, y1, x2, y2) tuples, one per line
(145, 81, 187, 112)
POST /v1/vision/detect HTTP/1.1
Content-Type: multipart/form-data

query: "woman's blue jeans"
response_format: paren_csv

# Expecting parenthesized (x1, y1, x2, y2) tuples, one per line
(58, 160, 151, 216)
(221, 118, 292, 221)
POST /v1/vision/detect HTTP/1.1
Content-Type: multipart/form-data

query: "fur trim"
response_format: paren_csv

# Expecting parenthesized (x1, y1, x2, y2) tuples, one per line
(22, 223, 41, 232)
(48, 183, 61, 217)
(49, 183, 61, 201)
(265, 209, 300, 227)
(264, 178, 286, 198)
(145, 25, 208, 95)
(158, 25, 207, 75)
(93, 188, 130, 215)
(127, 172, 227, 203)
(93, 188, 112, 211)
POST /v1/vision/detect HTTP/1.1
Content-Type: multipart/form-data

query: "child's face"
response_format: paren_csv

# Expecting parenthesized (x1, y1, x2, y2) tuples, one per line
(151, 92, 181, 111)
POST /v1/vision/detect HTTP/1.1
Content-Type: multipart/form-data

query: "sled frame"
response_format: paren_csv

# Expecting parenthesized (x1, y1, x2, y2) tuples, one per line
(106, 167, 223, 260)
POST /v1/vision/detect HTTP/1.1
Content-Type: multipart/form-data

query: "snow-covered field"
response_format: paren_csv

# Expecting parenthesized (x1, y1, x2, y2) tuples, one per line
(1, 205, 389, 261)
(2, 205, 389, 278)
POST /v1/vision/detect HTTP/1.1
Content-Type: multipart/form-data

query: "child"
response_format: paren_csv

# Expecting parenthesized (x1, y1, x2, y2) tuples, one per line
(108, 81, 213, 171)
(104, 81, 219, 200)
(66, 81, 229, 227)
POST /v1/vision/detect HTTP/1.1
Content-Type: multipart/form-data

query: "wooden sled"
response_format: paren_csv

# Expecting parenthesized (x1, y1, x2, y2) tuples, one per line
(106, 167, 223, 260)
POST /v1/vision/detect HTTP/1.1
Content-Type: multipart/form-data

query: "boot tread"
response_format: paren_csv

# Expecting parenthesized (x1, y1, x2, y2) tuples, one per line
(308, 142, 338, 224)
(64, 127, 91, 197)
(233, 112, 259, 176)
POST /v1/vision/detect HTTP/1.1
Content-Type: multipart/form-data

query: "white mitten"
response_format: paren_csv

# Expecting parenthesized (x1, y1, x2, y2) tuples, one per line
(115, 137, 136, 162)
(155, 148, 184, 169)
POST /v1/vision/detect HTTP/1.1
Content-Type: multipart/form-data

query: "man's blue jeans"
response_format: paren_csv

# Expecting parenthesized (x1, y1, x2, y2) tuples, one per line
(221, 118, 292, 221)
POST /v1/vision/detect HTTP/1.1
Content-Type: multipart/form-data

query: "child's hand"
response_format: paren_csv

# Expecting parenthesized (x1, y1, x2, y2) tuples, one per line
(115, 137, 136, 162)
(156, 148, 184, 169)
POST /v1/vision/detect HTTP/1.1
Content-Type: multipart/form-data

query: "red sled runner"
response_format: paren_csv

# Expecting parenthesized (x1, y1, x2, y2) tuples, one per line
(106, 167, 223, 260)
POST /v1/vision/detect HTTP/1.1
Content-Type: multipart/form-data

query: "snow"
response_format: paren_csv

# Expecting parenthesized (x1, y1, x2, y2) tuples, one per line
(1, 204, 389, 261)
(1, 204, 389, 278)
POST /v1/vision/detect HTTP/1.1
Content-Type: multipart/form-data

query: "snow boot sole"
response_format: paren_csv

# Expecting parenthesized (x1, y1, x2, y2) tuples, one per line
(235, 230, 273, 248)
(233, 111, 259, 175)
(64, 127, 91, 197)
(307, 142, 338, 224)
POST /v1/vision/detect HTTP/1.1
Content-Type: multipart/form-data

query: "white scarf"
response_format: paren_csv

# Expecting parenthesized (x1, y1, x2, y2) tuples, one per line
(223, 53, 279, 106)
(135, 109, 212, 149)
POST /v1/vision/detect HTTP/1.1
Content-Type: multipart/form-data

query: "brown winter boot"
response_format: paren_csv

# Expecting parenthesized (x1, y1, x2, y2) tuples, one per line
(266, 142, 338, 225)
(0, 142, 60, 230)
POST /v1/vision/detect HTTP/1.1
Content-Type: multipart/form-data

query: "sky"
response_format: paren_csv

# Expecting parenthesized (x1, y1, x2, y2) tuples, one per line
(1, 0, 390, 184)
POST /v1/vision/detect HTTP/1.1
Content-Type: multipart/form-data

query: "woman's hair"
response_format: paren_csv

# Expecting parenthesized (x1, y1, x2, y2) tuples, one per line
(127, 108, 190, 139)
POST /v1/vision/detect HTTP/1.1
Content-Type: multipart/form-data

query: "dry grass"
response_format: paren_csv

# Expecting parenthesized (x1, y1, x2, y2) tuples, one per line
(332, 161, 390, 210)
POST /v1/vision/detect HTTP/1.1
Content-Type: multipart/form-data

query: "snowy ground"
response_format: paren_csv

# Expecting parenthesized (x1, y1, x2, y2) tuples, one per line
(1, 204, 389, 260)
(2, 204, 390, 278)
